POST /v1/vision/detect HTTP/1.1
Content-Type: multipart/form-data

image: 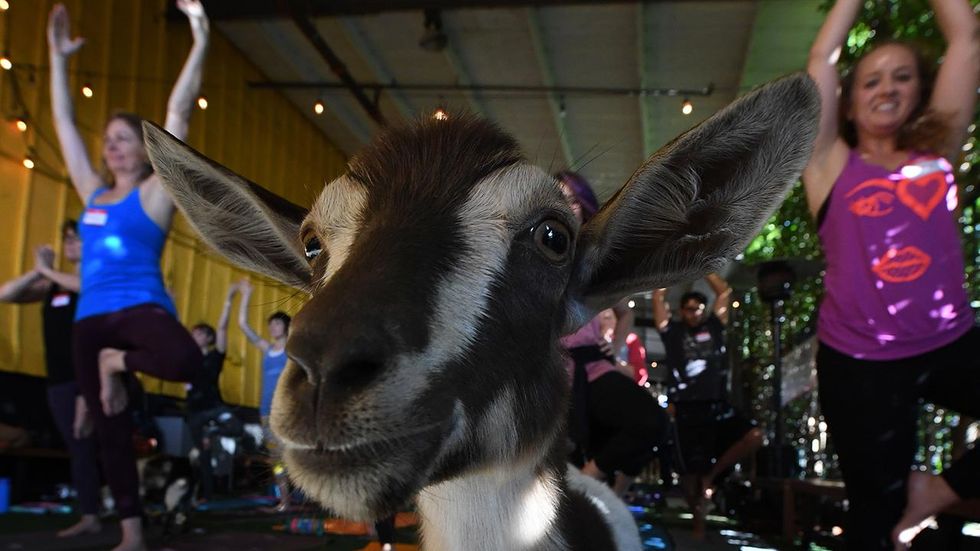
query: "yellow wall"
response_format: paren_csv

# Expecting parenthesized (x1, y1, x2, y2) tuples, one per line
(0, 0, 347, 407)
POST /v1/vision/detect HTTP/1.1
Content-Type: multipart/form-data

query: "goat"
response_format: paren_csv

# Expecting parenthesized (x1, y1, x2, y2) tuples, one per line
(143, 73, 819, 550)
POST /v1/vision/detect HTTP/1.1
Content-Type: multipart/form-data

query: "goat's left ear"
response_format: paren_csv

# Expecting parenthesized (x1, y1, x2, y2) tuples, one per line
(565, 73, 819, 331)
(143, 122, 312, 288)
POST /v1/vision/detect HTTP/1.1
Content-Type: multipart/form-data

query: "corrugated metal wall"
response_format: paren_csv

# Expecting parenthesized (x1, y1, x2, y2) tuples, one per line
(0, 0, 347, 407)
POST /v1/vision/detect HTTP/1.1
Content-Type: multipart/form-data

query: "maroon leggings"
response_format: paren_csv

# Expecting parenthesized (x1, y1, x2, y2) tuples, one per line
(73, 303, 201, 519)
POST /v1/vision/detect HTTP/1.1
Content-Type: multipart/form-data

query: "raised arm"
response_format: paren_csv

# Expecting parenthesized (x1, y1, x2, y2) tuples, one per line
(47, 4, 101, 204)
(704, 273, 732, 326)
(237, 279, 269, 352)
(33, 245, 80, 293)
(0, 269, 49, 304)
(802, 0, 862, 214)
(215, 282, 237, 354)
(927, 0, 980, 160)
(651, 288, 670, 332)
(609, 300, 634, 357)
(163, 0, 210, 141)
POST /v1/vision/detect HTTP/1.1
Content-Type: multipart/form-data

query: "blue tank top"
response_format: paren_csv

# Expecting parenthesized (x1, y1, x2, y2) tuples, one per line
(76, 187, 176, 321)
(260, 347, 288, 417)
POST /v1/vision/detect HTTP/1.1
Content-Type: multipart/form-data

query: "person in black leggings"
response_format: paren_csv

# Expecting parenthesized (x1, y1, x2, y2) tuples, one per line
(0, 220, 102, 537)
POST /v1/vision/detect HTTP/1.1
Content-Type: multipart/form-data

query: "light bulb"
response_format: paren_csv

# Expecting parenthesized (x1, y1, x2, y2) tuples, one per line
(81, 84, 94, 98)
(0, 56, 12, 71)
(23, 156, 35, 170)
(313, 100, 324, 115)
(197, 95, 208, 110)
(15, 119, 27, 132)
(433, 108, 448, 121)
(681, 99, 693, 115)
(0, 0, 8, 10)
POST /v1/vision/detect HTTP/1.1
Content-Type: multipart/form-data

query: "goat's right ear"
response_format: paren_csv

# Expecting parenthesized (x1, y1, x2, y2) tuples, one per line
(143, 122, 312, 288)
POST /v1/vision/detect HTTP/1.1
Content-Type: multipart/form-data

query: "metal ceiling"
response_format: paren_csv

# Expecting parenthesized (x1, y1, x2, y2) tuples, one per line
(206, 0, 824, 200)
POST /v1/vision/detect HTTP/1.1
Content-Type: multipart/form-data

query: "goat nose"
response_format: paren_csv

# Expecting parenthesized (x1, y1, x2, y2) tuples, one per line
(328, 354, 387, 392)
(285, 336, 320, 386)
(287, 329, 390, 394)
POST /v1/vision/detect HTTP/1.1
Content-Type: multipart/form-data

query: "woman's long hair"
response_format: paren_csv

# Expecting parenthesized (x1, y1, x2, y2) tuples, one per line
(838, 39, 952, 155)
(555, 170, 599, 223)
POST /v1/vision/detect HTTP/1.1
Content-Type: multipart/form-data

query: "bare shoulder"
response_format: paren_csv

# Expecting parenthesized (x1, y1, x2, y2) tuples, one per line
(802, 138, 849, 218)
(139, 176, 176, 231)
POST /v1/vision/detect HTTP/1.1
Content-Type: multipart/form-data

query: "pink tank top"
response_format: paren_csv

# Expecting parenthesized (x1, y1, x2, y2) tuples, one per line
(817, 149, 972, 360)
(561, 317, 616, 382)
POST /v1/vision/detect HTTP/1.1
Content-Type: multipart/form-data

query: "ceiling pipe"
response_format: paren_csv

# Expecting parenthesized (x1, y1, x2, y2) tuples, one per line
(284, 1, 388, 126)
(247, 80, 716, 98)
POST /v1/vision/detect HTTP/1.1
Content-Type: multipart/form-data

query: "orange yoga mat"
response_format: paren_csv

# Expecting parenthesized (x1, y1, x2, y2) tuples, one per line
(323, 511, 419, 536)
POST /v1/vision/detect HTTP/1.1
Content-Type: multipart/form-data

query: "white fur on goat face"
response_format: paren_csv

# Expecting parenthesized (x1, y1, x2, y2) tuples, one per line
(272, 161, 578, 520)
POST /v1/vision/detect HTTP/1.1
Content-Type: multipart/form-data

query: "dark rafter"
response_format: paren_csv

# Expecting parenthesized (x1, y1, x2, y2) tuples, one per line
(182, 1, 746, 22)
(282, 1, 387, 126)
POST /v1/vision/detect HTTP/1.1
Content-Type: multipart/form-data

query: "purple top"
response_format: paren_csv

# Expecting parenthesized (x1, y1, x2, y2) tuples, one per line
(561, 317, 615, 383)
(817, 149, 972, 360)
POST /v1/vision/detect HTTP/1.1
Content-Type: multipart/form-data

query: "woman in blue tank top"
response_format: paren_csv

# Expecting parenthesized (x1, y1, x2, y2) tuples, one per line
(236, 279, 292, 511)
(48, 2, 209, 549)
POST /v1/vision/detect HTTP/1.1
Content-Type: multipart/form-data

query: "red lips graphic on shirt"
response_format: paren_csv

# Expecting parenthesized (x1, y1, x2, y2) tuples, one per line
(871, 246, 932, 283)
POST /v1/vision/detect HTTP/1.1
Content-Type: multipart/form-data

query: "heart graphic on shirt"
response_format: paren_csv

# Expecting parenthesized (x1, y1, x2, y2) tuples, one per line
(896, 172, 945, 220)
(871, 246, 931, 283)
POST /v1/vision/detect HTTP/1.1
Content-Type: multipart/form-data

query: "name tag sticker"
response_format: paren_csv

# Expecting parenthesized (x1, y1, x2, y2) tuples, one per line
(82, 209, 108, 226)
(51, 293, 71, 308)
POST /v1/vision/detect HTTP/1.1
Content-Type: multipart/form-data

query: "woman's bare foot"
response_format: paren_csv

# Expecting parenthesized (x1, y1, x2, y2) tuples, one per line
(892, 471, 960, 548)
(98, 349, 128, 416)
(112, 517, 147, 551)
(56, 514, 101, 537)
(580, 459, 607, 481)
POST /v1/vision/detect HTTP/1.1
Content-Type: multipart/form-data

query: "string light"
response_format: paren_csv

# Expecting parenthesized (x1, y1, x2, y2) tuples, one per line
(14, 118, 27, 132)
(0, 1, 8, 11)
(0, 55, 12, 71)
(433, 107, 448, 121)
(81, 83, 94, 98)
(196, 95, 208, 110)
(22, 156, 35, 170)
(681, 98, 693, 115)
(313, 100, 324, 115)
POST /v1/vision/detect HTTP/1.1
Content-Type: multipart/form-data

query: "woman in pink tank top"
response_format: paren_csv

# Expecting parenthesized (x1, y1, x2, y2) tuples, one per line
(557, 171, 666, 498)
(803, 1, 979, 548)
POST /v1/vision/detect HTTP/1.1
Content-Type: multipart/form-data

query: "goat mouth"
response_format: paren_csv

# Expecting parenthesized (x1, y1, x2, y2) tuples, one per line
(286, 419, 452, 471)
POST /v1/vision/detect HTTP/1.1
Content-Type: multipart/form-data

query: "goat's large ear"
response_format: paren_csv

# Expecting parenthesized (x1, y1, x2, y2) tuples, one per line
(143, 122, 312, 288)
(565, 73, 819, 330)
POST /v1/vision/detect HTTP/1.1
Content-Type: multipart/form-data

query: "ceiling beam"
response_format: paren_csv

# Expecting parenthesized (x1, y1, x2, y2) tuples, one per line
(527, 7, 573, 169)
(255, 21, 373, 144)
(339, 18, 417, 120)
(194, 1, 751, 21)
(637, 2, 655, 158)
(440, 26, 492, 119)
(248, 81, 714, 97)
(287, 7, 388, 126)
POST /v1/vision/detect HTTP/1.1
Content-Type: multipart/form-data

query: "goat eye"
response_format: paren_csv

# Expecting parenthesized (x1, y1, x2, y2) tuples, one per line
(532, 220, 570, 262)
(304, 236, 322, 261)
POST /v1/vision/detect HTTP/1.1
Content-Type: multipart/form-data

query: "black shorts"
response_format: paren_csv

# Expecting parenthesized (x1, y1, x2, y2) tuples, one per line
(672, 401, 756, 475)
